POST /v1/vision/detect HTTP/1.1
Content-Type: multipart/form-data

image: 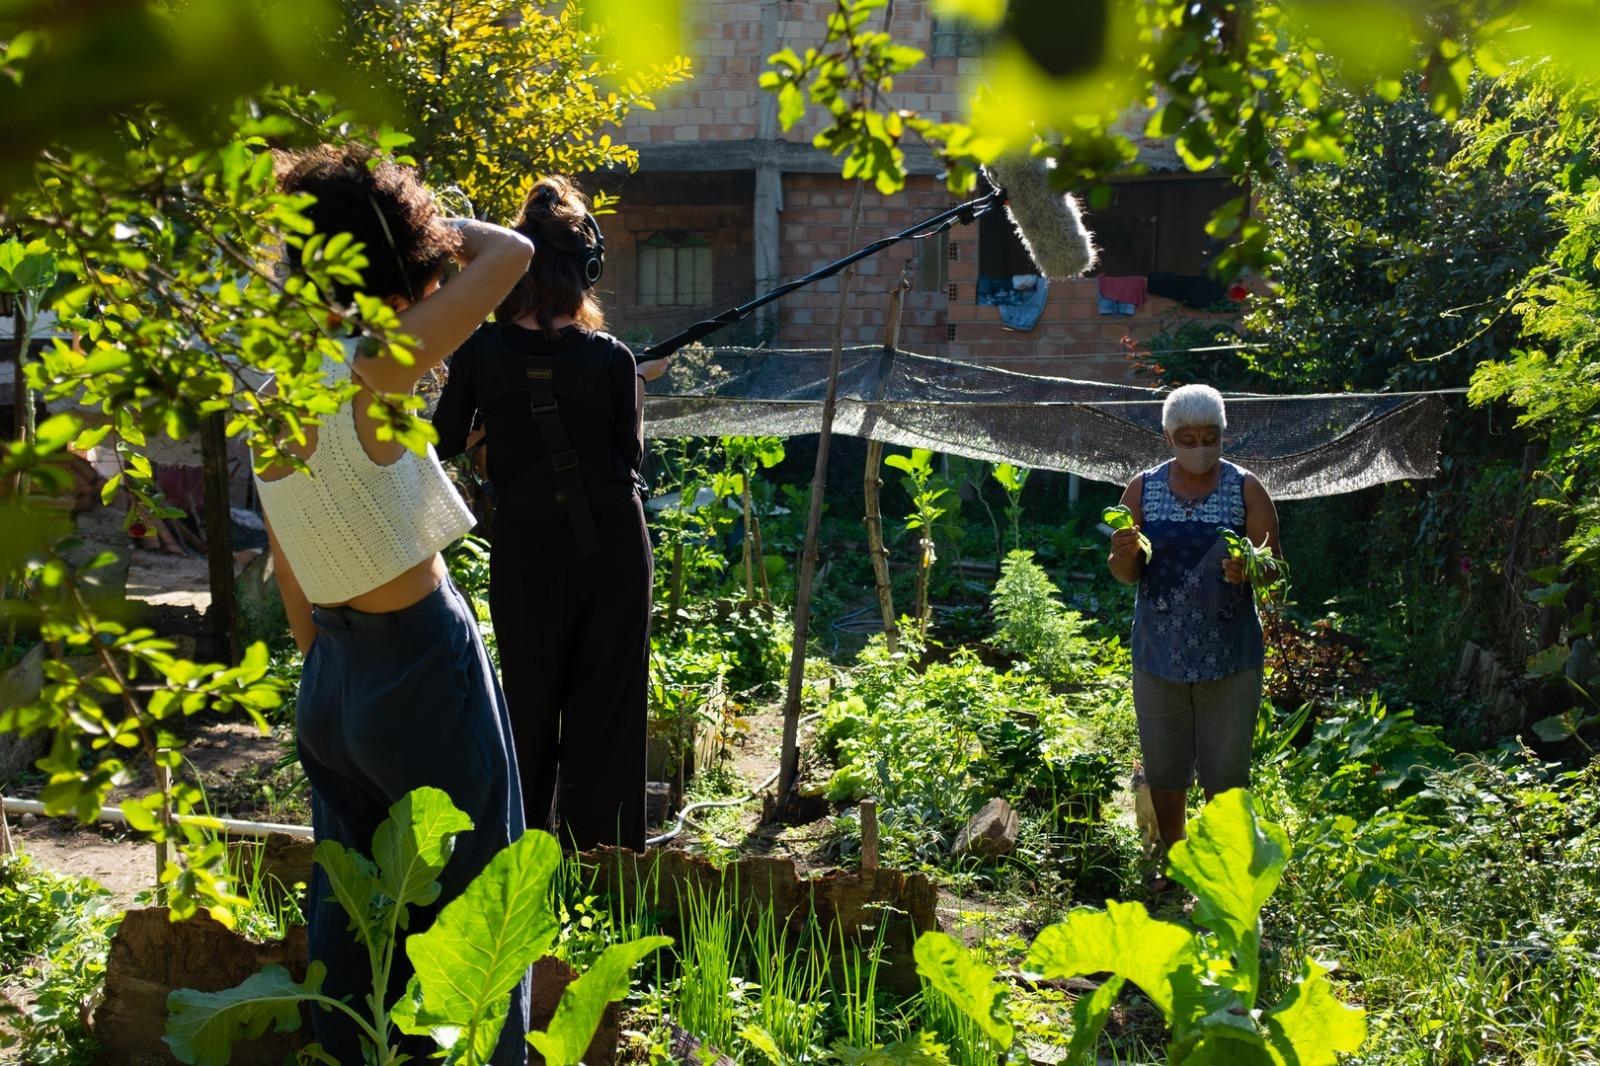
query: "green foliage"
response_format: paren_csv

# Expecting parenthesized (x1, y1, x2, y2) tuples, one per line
(0, 856, 120, 1066)
(820, 635, 1108, 865)
(1019, 791, 1365, 1064)
(165, 963, 332, 1066)
(165, 788, 668, 1066)
(529, 936, 674, 1066)
(399, 830, 564, 1060)
(989, 463, 1029, 552)
(912, 932, 1012, 1047)
(989, 550, 1098, 685)
(884, 449, 950, 637)
(342, 1, 691, 222)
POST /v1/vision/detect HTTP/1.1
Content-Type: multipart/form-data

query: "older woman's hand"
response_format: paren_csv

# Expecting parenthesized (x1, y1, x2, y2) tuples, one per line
(1222, 555, 1247, 584)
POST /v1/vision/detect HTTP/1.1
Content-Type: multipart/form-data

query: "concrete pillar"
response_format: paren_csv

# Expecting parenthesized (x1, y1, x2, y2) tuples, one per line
(752, 0, 784, 340)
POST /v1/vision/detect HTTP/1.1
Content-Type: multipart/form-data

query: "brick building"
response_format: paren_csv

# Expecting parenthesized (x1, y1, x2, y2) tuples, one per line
(597, 0, 1240, 382)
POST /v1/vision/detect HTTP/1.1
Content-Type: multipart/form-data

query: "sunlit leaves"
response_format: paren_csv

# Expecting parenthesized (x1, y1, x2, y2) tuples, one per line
(165, 962, 328, 1066)
(913, 931, 1014, 1048)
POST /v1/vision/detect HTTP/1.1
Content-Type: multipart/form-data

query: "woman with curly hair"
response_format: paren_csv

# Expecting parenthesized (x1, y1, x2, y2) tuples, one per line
(255, 144, 533, 1065)
(434, 175, 654, 852)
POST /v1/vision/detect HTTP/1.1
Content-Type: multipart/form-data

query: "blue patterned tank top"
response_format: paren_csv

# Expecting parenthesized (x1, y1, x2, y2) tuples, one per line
(1131, 459, 1264, 682)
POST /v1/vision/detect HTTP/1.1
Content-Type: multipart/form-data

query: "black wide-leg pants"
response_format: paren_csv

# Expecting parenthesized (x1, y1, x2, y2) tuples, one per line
(489, 494, 652, 851)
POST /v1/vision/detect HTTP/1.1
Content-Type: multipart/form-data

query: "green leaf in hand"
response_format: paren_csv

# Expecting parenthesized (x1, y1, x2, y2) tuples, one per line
(1103, 504, 1152, 562)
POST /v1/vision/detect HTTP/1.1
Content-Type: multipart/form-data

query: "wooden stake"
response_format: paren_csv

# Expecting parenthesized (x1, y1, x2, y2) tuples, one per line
(778, 180, 867, 803)
(863, 281, 905, 654)
(200, 412, 239, 663)
(860, 798, 879, 871)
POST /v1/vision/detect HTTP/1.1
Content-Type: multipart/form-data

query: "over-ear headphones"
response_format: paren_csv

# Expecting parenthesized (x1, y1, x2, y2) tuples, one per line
(579, 213, 605, 289)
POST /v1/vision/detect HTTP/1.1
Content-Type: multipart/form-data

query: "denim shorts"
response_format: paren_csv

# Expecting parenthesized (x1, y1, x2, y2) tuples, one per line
(1132, 667, 1262, 793)
(297, 579, 528, 1065)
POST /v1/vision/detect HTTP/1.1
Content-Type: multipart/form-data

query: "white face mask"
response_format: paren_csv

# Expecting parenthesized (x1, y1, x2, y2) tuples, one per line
(1174, 443, 1222, 475)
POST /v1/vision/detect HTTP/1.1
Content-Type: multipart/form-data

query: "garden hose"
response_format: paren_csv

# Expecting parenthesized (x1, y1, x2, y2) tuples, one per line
(646, 711, 823, 847)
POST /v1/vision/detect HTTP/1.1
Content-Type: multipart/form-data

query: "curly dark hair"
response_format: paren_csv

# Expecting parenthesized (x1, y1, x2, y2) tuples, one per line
(497, 175, 606, 340)
(275, 144, 462, 306)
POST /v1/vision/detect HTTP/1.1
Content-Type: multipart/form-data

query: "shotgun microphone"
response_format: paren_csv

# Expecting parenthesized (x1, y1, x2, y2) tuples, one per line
(985, 154, 1097, 279)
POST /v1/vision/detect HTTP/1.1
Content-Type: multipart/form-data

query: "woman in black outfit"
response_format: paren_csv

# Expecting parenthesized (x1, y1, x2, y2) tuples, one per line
(433, 176, 653, 851)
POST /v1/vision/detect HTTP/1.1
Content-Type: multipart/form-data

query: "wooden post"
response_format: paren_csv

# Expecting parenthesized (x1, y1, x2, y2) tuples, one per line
(863, 281, 905, 654)
(154, 762, 171, 905)
(859, 798, 879, 871)
(0, 797, 14, 857)
(777, 181, 867, 803)
(200, 412, 239, 663)
(741, 478, 756, 601)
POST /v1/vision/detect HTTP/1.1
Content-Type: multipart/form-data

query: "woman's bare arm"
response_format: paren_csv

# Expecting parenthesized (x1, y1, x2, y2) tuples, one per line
(265, 517, 316, 654)
(357, 220, 533, 395)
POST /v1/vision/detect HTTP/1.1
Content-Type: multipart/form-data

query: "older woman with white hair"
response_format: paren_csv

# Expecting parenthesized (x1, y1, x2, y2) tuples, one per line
(1107, 383, 1281, 890)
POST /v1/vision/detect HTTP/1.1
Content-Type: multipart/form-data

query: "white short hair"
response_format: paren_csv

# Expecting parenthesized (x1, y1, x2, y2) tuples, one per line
(1162, 384, 1227, 434)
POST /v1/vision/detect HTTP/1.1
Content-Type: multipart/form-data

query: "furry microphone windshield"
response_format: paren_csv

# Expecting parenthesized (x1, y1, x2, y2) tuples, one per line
(985, 154, 1097, 279)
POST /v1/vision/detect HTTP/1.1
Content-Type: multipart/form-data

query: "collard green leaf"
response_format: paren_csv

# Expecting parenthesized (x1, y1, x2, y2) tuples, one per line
(1166, 790, 1289, 1006)
(372, 786, 473, 923)
(913, 930, 1014, 1049)
(312, 840, 383, 949)
(406, 830, 564, 1058)
(1262, 960, 1367, 1066)
(527, 936, 673, 1066)
(1063, 974, 1123, 1066)
(165, 962, 326, 1066)
(1168, 1015, 1278, 1066)
(1025, 901, 1202, 1023)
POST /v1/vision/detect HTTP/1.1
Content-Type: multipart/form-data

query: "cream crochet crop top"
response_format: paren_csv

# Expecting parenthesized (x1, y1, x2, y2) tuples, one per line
(254, 347, 475, 605)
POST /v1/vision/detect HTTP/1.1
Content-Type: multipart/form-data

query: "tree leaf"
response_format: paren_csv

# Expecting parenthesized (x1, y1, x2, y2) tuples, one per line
(913, 930, 1014, 1049)
(405, 830, 564, 1058)
(1025, 901, 1201, 1023)
(527, 936, 672, 1066)
(1262, 960, 1366, 1066)
(1531, 712, 1578, 743)
(164, 962, 326, 1066)
(1166, 790, 1289, 1006)
(372, 786, 473, 923)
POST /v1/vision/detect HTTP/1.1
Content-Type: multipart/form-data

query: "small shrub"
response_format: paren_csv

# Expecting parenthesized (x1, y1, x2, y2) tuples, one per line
(990, 551, 1097, 684)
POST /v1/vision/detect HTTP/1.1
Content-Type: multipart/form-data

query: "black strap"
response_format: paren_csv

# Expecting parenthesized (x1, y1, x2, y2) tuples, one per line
(521, 364, 602, 558)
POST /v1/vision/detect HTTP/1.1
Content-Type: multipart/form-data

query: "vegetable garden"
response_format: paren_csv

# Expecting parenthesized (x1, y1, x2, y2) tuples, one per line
(5, 2, 1600, 1065)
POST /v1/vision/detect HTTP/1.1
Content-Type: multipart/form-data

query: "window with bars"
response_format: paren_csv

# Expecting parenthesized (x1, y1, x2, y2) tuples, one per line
(930, 17, 990, 58)
(637, 231, 713, 306)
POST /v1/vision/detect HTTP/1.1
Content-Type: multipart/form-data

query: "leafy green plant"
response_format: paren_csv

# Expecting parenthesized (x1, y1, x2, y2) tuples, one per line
(918, 790, 1367, 1065)
(0, 855, 121, 1066)
(1220, 527, 1292, 614)
(990, 464, 1029, 553)
(721, 436, 786, 605)
(990, 550, 1097, 685)
(163, 787, 669, 1066)
(884, 449, 949, 638)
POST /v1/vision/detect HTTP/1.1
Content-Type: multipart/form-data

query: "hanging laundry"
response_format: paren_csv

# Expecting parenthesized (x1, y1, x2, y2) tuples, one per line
(1097, 274, 1148, 313)
(998, 275, 1049, 330)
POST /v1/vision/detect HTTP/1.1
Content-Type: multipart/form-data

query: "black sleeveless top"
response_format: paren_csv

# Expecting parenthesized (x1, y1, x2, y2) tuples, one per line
(432, 322, 641, 503)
